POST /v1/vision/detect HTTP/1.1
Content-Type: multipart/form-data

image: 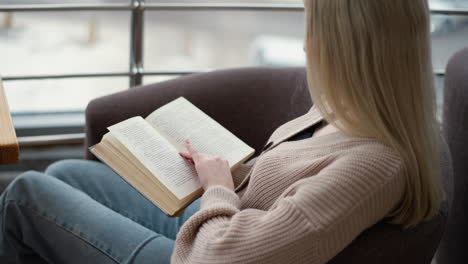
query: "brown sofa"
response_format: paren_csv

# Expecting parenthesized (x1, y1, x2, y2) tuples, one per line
(85, 66, 453, 263)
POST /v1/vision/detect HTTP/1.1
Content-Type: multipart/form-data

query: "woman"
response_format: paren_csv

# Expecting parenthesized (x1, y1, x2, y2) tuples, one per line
(0, 0, 444, 263)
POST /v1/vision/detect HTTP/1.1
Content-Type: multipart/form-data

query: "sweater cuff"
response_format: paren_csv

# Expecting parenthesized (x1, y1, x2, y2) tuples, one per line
(201, 185, 241, 210)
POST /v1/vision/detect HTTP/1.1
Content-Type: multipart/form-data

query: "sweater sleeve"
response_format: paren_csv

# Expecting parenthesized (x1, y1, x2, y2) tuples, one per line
(170, 150, 406, 264)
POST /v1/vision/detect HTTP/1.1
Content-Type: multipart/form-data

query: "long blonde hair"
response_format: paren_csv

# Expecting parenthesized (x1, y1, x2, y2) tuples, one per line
(303, 0, 443, 228)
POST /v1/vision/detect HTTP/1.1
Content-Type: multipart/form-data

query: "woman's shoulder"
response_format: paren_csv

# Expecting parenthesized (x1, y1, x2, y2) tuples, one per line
(321, 132, 403, 161)
(346, 135, 402, 157)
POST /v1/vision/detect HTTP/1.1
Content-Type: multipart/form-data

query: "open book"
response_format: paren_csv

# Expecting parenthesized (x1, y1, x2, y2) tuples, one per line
(90, 97, 255, 217)
(0, 78, 19, 165)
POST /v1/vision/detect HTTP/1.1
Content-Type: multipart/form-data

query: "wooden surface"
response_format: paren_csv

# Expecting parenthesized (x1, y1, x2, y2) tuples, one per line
(0, 78, 19, 164)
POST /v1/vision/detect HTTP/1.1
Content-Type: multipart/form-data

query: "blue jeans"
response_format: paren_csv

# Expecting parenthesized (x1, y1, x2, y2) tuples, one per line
(0, 159, 201, 264)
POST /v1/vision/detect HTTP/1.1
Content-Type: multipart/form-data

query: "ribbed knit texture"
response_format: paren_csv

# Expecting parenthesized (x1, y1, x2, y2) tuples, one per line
(171, 105, 406, 264)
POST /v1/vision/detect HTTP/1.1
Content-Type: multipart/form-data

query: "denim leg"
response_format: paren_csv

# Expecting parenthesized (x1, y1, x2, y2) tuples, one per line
(0, 170, 177, 264)
(44, 159, 201, 239)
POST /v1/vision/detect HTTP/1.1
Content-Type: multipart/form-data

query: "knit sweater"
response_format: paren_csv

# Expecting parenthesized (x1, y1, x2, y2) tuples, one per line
(171, 105, 406, 264)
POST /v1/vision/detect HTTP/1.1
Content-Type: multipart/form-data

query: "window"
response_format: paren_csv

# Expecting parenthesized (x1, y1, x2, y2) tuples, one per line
(0, 0, 466, 140)
(144, 9, 305, 71)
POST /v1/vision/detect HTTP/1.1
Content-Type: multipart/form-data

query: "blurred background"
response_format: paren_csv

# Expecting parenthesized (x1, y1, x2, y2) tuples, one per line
(0, 0, 467, 183)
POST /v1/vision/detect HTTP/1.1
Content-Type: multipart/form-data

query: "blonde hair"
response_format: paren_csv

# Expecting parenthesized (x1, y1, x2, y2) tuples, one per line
(303, 0, 444, 228)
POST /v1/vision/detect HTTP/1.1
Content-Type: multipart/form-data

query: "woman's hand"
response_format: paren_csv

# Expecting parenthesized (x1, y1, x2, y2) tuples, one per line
(179, 139, 235, 192)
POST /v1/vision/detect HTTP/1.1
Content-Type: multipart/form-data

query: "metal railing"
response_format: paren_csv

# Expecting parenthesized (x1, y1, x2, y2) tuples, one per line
(1, 1, 465, 146)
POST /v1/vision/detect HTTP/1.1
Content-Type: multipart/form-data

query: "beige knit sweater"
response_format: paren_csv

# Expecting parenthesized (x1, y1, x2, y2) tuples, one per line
(171, 105, 406, 264)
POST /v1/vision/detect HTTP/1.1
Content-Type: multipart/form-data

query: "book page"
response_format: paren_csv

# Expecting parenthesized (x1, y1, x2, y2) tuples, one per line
(107, 116, 201, 200)
(145, 97, 255, 168)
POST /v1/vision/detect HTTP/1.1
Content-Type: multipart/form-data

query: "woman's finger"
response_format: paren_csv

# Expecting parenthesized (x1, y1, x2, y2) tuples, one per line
(179, 152, 195, 165)
(179, 151, 190, 158)
(185, 139, 197, 157)
(180, 154, 194, 162)
(179, 152, 193, 161)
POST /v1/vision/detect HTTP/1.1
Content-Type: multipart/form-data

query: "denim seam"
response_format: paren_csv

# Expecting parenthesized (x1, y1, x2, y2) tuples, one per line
(5, 200, 122, 264)
(125, 234, 161, 264)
